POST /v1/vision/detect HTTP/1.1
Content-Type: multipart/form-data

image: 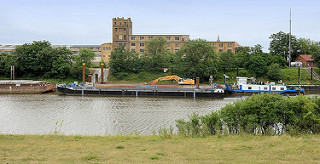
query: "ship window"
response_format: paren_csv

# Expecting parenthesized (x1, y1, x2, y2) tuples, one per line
(264, 87, 267, 90)
(248, 87, 252, 90)
(281, 87, 284, 90)
(272, 87, 276, 90)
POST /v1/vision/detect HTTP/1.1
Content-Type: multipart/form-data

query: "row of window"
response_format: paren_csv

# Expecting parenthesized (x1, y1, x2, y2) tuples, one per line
(114, 21, 127, 26)
(103, 47, 111, 50)
(114, 28, 126, 32)
(247, 87, 285, 90)
(115, 35, 127, 40)
(219, 49, 233, 52)
(130, 36, 182, 41)
(130, 43, 180, 47)
(136, 49, 180, 53)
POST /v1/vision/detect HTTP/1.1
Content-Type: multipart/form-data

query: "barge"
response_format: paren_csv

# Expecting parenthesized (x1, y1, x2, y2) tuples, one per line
(0, 80, 56, 94)
(57, 83, 226, 98)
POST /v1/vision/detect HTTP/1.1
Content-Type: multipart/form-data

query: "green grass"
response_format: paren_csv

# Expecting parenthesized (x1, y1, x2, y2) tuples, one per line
(0, 134, 319, 163)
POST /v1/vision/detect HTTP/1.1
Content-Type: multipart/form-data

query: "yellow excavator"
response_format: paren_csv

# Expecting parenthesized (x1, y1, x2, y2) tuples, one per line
(149, 75, 195, 85)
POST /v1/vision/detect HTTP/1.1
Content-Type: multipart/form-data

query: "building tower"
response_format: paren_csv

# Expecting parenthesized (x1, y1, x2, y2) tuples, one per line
(112, 17, 132, 50)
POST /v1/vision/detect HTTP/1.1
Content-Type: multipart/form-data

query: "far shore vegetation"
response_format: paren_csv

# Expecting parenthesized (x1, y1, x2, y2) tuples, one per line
(1, 31, 320, 85)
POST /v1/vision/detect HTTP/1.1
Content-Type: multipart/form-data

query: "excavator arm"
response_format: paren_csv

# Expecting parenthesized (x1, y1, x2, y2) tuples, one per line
(149, 75, 194, 85)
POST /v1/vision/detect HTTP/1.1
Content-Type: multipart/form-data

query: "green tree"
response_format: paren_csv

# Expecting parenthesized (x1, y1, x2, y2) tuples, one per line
(311, 48, 320, 68)
(269, 31, 299, 61)
(13, 40, 74, 79)
(219, 51, 235, 72)
(74, 48, 95, 67)
(70, 48, 96, 79)
(14, 40, 53, 77)
(0, 53, 16, 77)
(297, 38, 320, 54)
(109, 46, 140, 79)
(46, 47, 74, 79)
(267, 63, 284, 80)
(142, 37, 171, 71)
(176, 39, 218, 80)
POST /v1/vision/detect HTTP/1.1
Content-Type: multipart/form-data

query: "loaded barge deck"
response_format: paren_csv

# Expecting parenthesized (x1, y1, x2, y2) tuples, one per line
(0, 80, 56, 94)
(57, 84, 225, 98)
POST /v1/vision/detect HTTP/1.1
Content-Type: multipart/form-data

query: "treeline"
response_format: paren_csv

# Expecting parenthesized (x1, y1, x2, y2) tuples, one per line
(110, 31, 320, 82)
(176, 93, 320, 136)
(0, 41, 95, 79)
(110, 39, 287, 82)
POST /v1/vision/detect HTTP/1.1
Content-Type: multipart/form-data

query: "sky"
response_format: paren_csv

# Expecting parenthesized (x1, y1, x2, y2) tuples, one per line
(0, 0, 319, 52)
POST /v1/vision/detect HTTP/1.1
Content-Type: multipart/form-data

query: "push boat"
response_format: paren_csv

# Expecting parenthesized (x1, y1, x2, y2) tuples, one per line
(225, 77, 305, 95)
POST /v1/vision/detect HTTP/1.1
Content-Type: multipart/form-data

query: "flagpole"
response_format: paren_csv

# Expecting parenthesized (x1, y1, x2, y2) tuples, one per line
(288, 8, 292, 67)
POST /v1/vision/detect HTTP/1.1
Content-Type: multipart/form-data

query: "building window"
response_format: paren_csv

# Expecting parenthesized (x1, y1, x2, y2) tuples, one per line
(120, 22, 122, 25)
(115, 28, 117, 32)
(228, 43, 232, 47)
(103, 47, 105, 50)
(103, 55, 106, 57)
(175, 43, 179, 47)
(119, 43, 122, 46)
(124, 43, 126, 46)
(124, 35, 126, 40)
(115, 35, 118, 39)
(148, 36, 153, 40)
(124, 28, 126, 32)
(167, 49, 170, 52)
(114, 22, 116, 25)
(166, 37, 171, 41)
(175, 49, 179, 52)
(219, 43, 223, 47)
(227, 49, 232, 52)
(140, 49, 144, 53)
(125, 22, 127, 25)
(175, 37, 180, 41)
(182, 38, 185, 41)
(140, 36, 145, 40)
(166, 43, 170, 47)
(219, 49, 223, 52)
(131, 36, 136, 40)
(119, 35, 123, 40)
(131, 43, 135, 46)
(140, 43, 144, 47)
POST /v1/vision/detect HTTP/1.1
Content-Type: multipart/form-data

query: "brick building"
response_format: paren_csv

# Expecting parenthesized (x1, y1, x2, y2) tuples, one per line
(101, 17, 241, 64)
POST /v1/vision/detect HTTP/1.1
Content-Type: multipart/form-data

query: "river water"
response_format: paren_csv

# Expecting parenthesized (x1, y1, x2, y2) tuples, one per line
(0, 92, 319, 136)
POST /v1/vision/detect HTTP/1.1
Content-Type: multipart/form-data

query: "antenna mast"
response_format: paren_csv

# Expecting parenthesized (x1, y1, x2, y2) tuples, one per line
(288, 8, 292, 67)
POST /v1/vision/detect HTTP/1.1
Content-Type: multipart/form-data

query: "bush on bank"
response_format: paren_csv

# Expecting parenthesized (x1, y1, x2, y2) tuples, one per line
(176, 93, 320, 136)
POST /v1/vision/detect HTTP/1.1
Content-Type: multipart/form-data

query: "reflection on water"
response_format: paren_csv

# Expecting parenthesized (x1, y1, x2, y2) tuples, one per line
(1, 92, 319, 136)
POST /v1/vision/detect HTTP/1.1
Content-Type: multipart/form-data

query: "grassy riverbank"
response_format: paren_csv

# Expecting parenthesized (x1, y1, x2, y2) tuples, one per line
(1, 134, 319, 163)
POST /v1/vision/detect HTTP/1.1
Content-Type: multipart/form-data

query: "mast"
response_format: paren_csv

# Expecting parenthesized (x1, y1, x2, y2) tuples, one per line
(288, 8, 292, 67)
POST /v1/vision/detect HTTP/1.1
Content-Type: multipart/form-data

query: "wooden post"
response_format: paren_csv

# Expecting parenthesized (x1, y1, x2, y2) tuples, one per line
(88, 75, 92, 83)
(82, 63, 85, 83)
(196, 77, 200, 88)
(311, 67, 313, 84)
(10, 66, 15, 80)
(101, 63, 104, 84)
(298, 67, 300, 85)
